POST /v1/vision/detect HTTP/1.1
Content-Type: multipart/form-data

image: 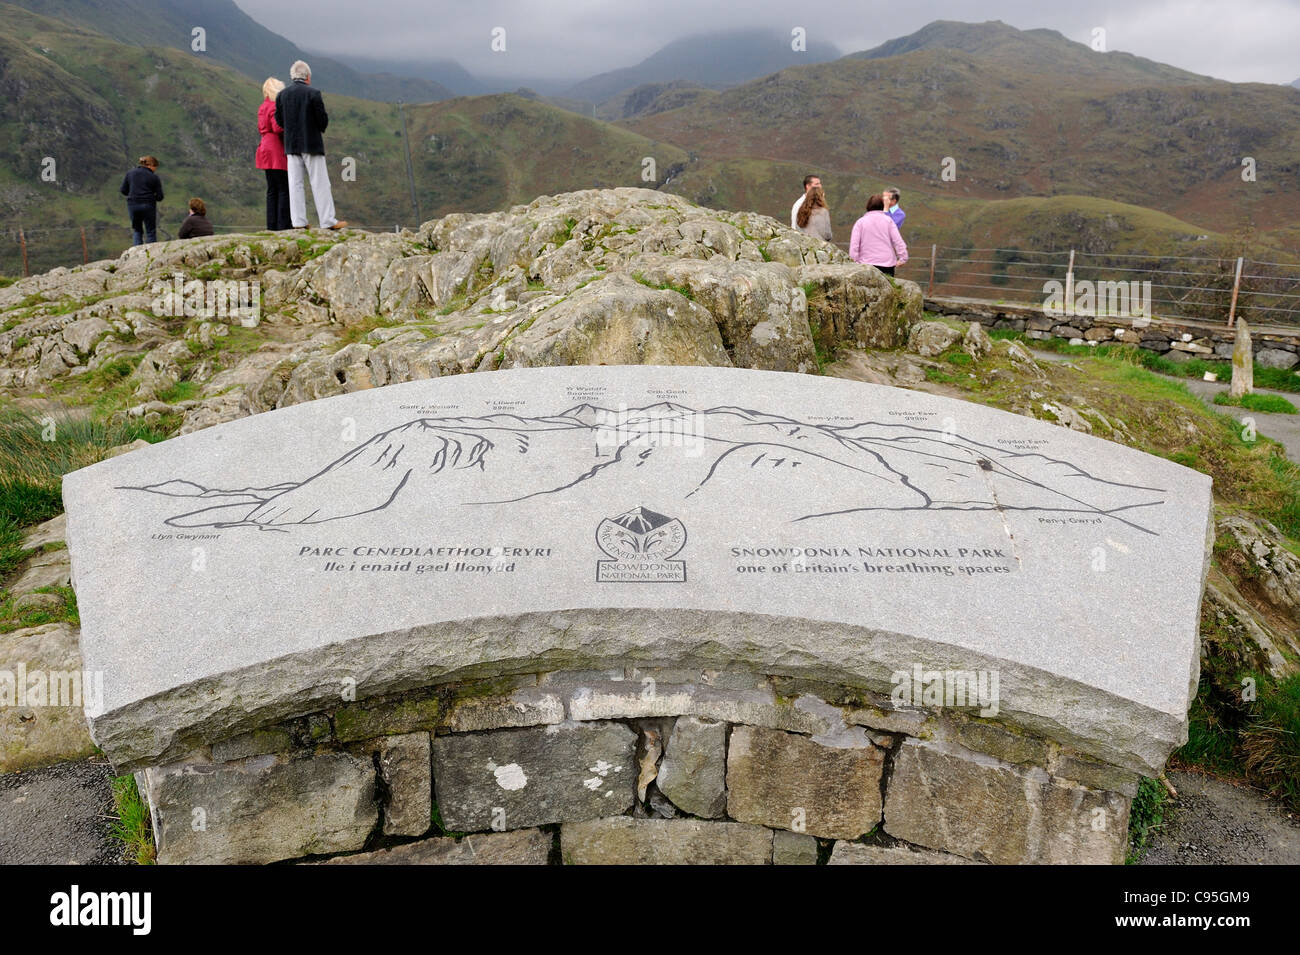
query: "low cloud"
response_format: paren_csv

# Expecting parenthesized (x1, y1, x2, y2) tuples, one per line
(233, 0, 1300, 84)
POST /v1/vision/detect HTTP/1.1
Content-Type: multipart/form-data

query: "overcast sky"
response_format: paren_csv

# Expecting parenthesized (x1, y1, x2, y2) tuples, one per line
(233, 0, 1300, 85)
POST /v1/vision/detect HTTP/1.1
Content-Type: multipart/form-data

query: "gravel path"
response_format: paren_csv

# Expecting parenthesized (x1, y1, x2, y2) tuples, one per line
(0, 757, 121, 865)
(1139, 770, 1300, 865)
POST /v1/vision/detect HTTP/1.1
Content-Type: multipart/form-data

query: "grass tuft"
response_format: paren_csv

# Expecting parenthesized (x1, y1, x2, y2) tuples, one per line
(109, 773, 156, 864)
(1212, 392, 1297, 414)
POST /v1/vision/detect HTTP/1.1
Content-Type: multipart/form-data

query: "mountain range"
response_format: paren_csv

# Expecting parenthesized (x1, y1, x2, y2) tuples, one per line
(9, 0, 455, 101)
(2, 3, 1298, 279)
(122, 403, 1170, 535)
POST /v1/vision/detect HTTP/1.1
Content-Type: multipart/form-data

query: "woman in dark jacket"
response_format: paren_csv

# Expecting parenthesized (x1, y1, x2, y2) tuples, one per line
(120, 155, 163, 245)
(257, 77, 290, 230)
(178, 198, 215, 239)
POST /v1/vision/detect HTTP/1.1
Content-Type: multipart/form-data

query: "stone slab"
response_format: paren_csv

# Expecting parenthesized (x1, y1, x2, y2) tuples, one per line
(321, 828, 551, 865)
(0, 624, 97, 772)
(828, 842, 977, 865)
(60, 366, 1213, 772)
(561, 817, 773, 864)
(431, 721, 636, 832)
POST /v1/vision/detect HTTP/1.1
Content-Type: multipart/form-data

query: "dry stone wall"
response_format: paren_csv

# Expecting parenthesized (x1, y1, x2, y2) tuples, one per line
(139, 668, 1136, 865)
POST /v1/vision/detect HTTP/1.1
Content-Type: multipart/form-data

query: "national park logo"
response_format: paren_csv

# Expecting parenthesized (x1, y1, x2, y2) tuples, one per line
(595, 506, 687, 583)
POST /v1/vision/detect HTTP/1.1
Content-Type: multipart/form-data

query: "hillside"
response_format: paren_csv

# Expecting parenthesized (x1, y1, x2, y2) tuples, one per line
(2, 11, 1299, 287)
(0, 4, 687, 271)
(562, 29, 841, 104)
(629, 21, 1300, 239)
(849, 19, 1213, 85)
(7, 0, 453, 101)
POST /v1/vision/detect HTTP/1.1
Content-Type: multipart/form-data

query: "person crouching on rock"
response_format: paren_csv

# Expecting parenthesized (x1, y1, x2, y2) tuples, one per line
(178, 198, 215, 239)
(849, 194, 908, 277)
(120, 155, 163, 246)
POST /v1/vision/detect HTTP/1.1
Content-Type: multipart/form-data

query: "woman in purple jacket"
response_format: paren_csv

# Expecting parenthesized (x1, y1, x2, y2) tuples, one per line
(849, 194, 908, 276)
(256, 77, 290, 231)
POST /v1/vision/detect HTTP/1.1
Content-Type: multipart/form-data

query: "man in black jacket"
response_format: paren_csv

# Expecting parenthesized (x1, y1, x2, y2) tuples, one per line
(120, 156, 164, 245)
(274, 61, 347, 230)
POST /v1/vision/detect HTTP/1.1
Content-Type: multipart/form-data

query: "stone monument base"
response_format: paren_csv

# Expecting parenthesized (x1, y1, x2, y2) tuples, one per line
(136, 666, 1136, 865)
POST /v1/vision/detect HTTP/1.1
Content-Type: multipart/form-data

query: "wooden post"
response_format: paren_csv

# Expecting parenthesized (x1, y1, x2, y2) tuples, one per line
(927, 244, 936, 297)
(19, 228, 28, 277)
(1227, 256, 1244, 328)
(1064, 249, 1075, 313)
(80, 226, 89, 264)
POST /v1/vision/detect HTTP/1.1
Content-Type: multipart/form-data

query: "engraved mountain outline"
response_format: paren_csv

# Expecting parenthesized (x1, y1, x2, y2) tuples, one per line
(117, 402, 1170, 535)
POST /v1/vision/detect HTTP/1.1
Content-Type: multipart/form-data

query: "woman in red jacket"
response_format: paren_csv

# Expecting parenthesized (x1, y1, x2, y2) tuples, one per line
(257, 77, 290, 230)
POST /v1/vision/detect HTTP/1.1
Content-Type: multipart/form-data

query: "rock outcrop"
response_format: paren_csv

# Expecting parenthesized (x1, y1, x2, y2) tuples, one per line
(0, 189, 923, 435)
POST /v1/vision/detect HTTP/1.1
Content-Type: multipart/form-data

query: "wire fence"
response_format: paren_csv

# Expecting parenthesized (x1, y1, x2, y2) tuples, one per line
(6, 224, 1300, 330)
(889, 244, 1300, 329)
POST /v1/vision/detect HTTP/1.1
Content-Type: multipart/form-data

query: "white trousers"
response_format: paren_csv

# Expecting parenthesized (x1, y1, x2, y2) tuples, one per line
(286, 153, 337, 228)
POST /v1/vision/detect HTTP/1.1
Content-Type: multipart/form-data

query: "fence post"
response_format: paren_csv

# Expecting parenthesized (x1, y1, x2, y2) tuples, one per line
(1227, 256, 1244, 328)
(19, 228, 28, 277)
(81, 226, 89, 265)
(928, 244, 936, 298)
(1064, 249, 1075, 313)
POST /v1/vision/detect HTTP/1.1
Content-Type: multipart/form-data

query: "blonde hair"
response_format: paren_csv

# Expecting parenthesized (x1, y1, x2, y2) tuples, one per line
(262, 76, 285, 100)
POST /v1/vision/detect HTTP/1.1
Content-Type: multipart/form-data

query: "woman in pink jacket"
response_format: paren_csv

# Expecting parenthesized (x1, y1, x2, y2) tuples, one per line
(256, 77, 290, 230)
(849, 194, 908, 276)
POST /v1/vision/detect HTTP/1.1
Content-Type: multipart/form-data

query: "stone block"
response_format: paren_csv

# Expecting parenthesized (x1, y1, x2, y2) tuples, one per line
(143, 751, 377, 864)
(773, 829, 819, 865)
(562, 817, 772, 864)
(1256, 347, 1299, 370)
(378, 732, 432, 836)
(726, 726, 883, 840)
(436, 687, 564, 733)
(210, 726, 294, 762)
(1050, 752, 1141, 797)
(432, 721, 636, 831)
(564, 681, 829, 735)
(883, 738, 1128, 864)
(334, 693, 440, 743)
(656, 716, 727, 818)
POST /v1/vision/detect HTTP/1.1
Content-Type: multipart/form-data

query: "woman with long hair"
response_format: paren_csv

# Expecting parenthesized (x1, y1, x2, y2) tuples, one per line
(256, 77, 290, 230)
(795, 185, 833, 241)
(849, 193, 908, 276)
